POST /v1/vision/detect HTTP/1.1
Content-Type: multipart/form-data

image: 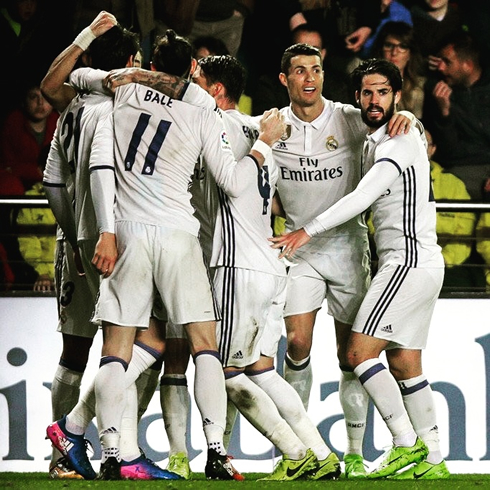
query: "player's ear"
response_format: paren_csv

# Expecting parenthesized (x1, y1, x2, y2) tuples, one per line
(394, 90, 401, 105)
(189, 58, 198, 77)
(355, 90, 360, 105)
(279, 72, 287, 88)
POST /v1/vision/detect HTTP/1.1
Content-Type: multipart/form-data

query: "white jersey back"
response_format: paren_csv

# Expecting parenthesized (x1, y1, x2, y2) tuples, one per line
(365, 127, 443, 268)
(274, 98, 367, 240)
(211, 109, 285, 276)
(111, 84, 254, 235)
(44, 89, 113, 241)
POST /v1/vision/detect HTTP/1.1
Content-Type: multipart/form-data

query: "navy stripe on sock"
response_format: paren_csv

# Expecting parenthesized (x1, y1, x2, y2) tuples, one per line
(99, 356, 128, 371)
(224, 370, 244, 380)
(193, 350, 222, 363)
(245, 366, 275, 377)
(358, 362, 386, 385)
(399, 379, 429, 396)
(134, 340, 162, 361)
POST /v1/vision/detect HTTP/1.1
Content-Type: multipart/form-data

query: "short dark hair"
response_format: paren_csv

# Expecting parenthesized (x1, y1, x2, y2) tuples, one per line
(281, 43, 322, 74)
(88, 25, 140, 71)
(152, 29, 193, 77)
(198, 55, 246, 104)
(351, 58, 403, 94)
(439, 30, 481, 66)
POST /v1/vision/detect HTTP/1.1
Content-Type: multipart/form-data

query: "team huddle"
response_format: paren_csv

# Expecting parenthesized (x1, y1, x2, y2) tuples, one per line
(41, 10, 449, 481)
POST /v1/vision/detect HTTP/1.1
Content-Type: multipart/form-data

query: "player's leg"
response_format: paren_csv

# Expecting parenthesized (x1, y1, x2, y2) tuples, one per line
(247, 356, 340, 480)
(133, 317, 166, 420)
(335, 319, 369, 479)
(348, 332, 426, 478)
(160, 331, 192, 479)
(94, 323, 136, 479)
(387, 349, 449, 480)
(283, 311, 316, 409)
(49, 239, 97, 478)
(282, 263, 327, 410)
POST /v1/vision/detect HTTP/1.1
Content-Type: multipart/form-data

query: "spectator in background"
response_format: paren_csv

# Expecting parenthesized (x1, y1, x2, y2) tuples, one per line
(239, 0, 306, 101)
(0, 0, 73, 122)
(423, 30, 490, 201)
(302, 0, 382, 76)
(0, 83, 58, 190)
(426, 129, 485, 290)
(187, 0, 253, 57)
(252, 22, 354, 116)
(360, 0, 412, 59)
(410, 0, 462, 73)
(374, 21, 426, 118)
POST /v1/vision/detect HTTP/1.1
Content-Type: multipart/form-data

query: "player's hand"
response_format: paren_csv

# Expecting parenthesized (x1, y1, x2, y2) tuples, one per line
(433, 80, 452, 117)
(92, 232, 118, 277)
(104, 68, 143, 93)
(345, 27, 371, 52)
(258, 108, 287, 146)
(269, 228, 311, 259)
(387, 112, 412, 136)
(73, 246, 86, 276)
(90, 11, 117, 38)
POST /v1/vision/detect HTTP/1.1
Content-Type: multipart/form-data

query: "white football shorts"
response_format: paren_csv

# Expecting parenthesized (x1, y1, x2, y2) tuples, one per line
(214, 266, 287, 368)
(93, 221, 218, 328)
(352, 263, 444, 349)
(55, 240, 98, 338)
(284, 233, 371, 324)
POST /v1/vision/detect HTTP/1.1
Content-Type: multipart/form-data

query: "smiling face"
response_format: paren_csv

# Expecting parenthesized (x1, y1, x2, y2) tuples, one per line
(357, 73, 400, 131)
(280, 53, 324, 108)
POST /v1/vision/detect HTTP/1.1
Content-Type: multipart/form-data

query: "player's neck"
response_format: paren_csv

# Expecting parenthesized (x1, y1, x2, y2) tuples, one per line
(291, 99, 324, 123)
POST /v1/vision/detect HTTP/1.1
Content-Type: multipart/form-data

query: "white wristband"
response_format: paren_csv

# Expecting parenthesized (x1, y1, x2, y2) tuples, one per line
(251, 139, 272, 160)
(73, 27, 97, 51)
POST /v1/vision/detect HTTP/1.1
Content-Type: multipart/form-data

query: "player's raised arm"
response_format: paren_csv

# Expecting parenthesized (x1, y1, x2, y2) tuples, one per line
(41, 11, 117, 112)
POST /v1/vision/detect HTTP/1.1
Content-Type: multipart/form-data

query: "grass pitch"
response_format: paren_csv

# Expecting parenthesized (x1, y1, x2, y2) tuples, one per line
(1, 472, 489, 489)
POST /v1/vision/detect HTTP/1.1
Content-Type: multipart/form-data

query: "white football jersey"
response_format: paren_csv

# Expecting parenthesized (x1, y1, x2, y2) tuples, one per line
(274, 98, 368, 244)
(107, 83, 258, 235)
(44, 81, 113, 242)
(306, 125, 443, 269)
(363, 126, 443, 268)
(210, 109, 285, 276)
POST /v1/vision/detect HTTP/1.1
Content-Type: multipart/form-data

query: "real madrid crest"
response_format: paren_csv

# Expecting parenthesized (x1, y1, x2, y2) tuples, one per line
(326, 136, 338, 151)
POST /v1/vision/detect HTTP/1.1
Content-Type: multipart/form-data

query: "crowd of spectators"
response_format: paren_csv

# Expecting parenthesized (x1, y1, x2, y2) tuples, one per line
(1, 0, 489, 292)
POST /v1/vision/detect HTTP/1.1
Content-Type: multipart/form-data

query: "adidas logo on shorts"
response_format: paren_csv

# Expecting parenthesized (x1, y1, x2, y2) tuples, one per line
(231, 351, 243, 360)
(380, 324, 393, 333)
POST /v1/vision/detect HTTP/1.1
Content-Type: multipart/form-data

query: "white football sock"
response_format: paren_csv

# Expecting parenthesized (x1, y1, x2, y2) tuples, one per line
(51, 363, 83, 462)
(339, 368, 369, 456)
(193, 352, 226, 454)
(135, 365, 161, 421)
(95, 358, 127, 463)
(354, 359, 416, 447)
(160, 374, 190, 455)
(66, 343, 159, 434)
(283, 353, 312, 411)
(223, 398, 239, 451)
(249, 368, 331, 460)
(120, 383, 141, 462)
(399, 374, 443, 464)
(226, 372, 307, 460)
